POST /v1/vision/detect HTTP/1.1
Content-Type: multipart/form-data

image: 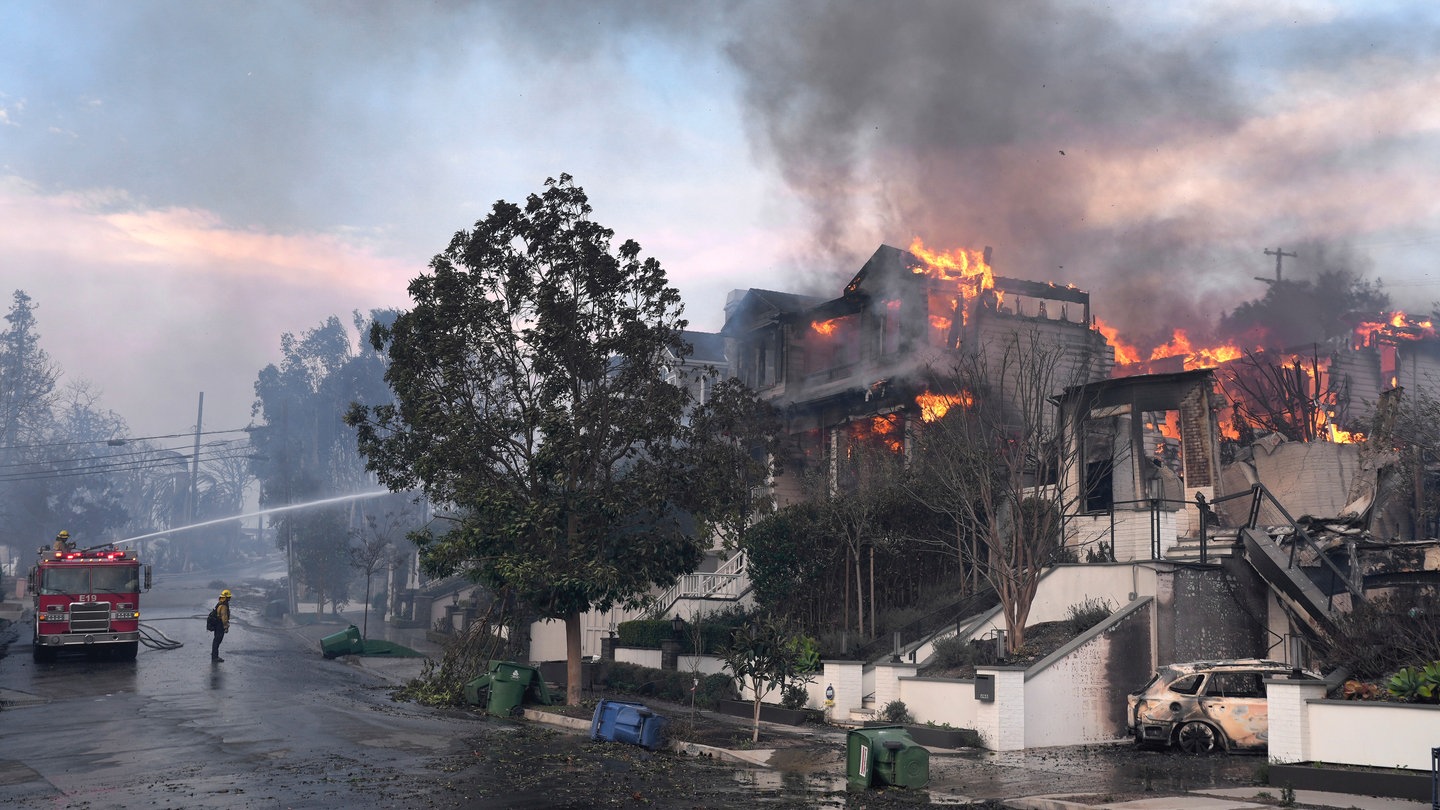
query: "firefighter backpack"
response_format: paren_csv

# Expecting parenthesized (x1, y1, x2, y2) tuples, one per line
(206, 606, 221, 631)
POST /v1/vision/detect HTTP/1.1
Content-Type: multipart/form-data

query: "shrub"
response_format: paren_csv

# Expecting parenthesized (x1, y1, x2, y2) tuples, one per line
(880, 700, 913, 724)
(1065, 597, 1114, 635)
(600, 662, 737, 709)
(930, 635, 977, 669)
(1319, 592, 1440, 679)
(781, 683, 809, 710)
(1386, 661, 1440, 703)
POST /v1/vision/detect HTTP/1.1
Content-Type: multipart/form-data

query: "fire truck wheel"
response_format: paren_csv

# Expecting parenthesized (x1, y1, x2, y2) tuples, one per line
(114, 641, 139, 661)
(32, 642, 55, 664)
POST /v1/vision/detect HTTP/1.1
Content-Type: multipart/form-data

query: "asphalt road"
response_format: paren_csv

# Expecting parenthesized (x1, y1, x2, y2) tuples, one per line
(0, 560, 488, 809)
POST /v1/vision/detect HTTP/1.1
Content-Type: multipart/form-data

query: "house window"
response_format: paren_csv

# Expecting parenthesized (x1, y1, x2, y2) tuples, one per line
(1082, 416, 1118, 513)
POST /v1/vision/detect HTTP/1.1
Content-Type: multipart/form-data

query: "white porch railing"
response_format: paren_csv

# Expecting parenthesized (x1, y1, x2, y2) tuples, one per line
(650, 550, 749, 617)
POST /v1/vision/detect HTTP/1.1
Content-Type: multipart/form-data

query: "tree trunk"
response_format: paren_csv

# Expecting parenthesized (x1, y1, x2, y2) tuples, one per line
(846, 541, 858, 637)
(751, 694, 762, 743)
(565, 610, 583, 706)
(868, 544, 875, 639)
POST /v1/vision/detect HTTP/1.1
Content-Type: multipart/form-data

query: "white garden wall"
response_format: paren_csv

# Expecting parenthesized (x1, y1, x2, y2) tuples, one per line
(1268, 679, 1439, 772)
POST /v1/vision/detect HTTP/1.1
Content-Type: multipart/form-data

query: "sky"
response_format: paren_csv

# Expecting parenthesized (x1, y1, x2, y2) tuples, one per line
(2, 0, 1439, 439)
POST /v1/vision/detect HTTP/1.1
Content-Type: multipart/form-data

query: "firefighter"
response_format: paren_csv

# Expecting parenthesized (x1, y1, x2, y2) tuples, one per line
(52, 530, 73, 551)
(210, 589, 232, 662)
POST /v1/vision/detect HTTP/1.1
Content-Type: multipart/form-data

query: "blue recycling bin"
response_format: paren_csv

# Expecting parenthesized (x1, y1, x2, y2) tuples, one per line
(589, 699, 668, 750)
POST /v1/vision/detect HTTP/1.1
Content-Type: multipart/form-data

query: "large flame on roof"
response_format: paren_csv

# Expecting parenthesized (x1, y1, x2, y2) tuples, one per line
(908, 238, 994, 291)
(1148, 329, 1244, 367)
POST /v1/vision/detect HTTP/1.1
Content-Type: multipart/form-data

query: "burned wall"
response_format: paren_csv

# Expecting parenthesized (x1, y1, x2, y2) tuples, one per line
(1153, 560, 1270, 664)
(1216, 438, 1359, 525)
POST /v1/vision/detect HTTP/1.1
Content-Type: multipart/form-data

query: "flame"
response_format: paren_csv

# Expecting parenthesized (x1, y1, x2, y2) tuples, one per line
(929, 315, 952, 331)
(1328, 424, 1364, 444)
(916, 390, 972, 422)
(908, 238, 994, 290)
(1352, 311, 1437, 349)
(1149, 329, 1244, 369)
(1094, 318, 1142, 365)
(910, 237, 995, 336)
(850, 413, 903, 453)
(811, 318, 839, 337)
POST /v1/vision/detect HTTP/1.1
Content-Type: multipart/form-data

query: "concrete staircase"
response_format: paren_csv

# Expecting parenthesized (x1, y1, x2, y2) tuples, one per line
(1165, 528, 1241, 563)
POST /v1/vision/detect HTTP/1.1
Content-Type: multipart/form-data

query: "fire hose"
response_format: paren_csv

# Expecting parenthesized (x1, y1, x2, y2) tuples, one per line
(138, 622, 184, 651)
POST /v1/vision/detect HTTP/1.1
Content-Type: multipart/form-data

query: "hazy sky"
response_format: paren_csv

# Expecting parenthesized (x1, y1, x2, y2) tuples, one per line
(3, 1, 1439, 438)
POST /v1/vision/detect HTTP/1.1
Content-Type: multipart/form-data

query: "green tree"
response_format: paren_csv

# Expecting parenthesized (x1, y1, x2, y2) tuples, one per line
(251, 311, 397, 609)
(347, 175, 766, 705)
(742, 502, 838, 624)
(720, 618, 815, 742)
(0, 290, 61, 545)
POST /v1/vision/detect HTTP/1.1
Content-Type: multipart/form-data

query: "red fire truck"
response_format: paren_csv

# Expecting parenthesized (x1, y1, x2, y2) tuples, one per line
(28, 545, 151, 662)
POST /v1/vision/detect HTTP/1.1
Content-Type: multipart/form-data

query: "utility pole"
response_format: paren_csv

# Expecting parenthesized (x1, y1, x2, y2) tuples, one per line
(186, 392, 204, 524)
(1257, 248, 1297, 284)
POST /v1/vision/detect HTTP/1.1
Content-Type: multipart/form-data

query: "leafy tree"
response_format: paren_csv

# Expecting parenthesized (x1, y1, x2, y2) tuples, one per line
(0, 290, 61, 546)
(742, 502, 839, 624)
(905, 328, 1098, 654)
(251, 311, 397, 609)
(291, 507, 352, 614)
(45, 384, 130, 542)
(347, 175, 769, 704)
(720, 618, 815, 742)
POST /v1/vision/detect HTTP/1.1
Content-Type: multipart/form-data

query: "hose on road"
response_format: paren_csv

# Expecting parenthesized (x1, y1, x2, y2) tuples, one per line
(139, 622, 184, 650)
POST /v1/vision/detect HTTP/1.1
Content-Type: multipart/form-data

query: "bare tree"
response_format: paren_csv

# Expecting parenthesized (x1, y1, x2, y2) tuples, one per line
(906, 327, 1099, 654)
(348, 505, 415, 639)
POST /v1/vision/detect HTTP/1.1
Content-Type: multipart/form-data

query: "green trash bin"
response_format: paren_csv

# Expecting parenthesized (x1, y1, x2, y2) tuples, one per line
(847, 726, 929, 790)
(473, 660, 554, 716)
(319, 624, 363, 658)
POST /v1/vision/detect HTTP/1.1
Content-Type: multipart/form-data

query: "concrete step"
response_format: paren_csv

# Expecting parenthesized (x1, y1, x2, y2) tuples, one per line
(1166, 536, 1239, 562)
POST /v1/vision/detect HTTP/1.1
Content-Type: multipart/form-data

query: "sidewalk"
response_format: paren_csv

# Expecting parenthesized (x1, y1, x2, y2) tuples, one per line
(1008, 788, 1433, 810)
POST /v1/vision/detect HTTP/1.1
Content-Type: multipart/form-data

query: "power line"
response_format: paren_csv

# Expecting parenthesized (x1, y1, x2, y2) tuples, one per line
(0, 426, 254, 454)
(0, 444, 256, 484)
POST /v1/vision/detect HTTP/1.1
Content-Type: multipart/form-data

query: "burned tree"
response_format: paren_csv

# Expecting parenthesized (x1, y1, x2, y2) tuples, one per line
(1219, 348, 1357, 444)
(906, 328, 1099, 654)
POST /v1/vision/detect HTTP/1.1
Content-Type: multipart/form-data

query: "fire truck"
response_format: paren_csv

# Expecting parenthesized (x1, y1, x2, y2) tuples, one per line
(28, 545, 151, 662)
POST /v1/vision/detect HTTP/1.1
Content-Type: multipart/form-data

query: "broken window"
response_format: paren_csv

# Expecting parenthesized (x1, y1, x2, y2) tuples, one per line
(1206, 672, 1263, 698)
(1139, 409, 1184, 481)
(1082, 416, 1118, 513)
(1169, 674, 1203, 695)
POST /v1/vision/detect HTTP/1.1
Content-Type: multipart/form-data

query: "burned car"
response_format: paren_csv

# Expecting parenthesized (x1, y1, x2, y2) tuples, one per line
(1127, 659, 1314, 754)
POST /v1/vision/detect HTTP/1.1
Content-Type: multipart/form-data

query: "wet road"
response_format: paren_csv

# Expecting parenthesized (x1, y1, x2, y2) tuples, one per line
(0, 563, 482, 809)
(0, 558, 1267, 809)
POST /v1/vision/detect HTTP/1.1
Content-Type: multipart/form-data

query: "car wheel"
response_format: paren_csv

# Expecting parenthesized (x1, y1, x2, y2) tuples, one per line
(1175, 721, 1222, 754)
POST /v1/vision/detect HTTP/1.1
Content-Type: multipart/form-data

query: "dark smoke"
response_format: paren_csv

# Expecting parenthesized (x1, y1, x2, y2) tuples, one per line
(721, 1, 1284, 350)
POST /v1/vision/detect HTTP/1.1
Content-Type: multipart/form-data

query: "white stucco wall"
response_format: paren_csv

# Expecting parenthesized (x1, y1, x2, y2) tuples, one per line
(614, 646, 664, 669)
(898, 677, 979, 729)
(1305, 701, 1440, 771)
(1021, 598, 1152, 747)
(963, 563, 1157, 642)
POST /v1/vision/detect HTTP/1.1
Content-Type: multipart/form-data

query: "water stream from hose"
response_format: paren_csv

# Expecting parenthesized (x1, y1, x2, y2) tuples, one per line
(110, 490, 396, 546)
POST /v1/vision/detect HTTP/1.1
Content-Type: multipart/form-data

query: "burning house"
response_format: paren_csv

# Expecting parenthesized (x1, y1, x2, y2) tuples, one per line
(721, 242, 1112, 504)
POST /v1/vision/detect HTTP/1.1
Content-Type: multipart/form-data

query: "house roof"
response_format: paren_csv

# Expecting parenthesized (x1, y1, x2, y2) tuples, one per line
(721, 288, 826, 334)
(679, 330, 727, 364)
